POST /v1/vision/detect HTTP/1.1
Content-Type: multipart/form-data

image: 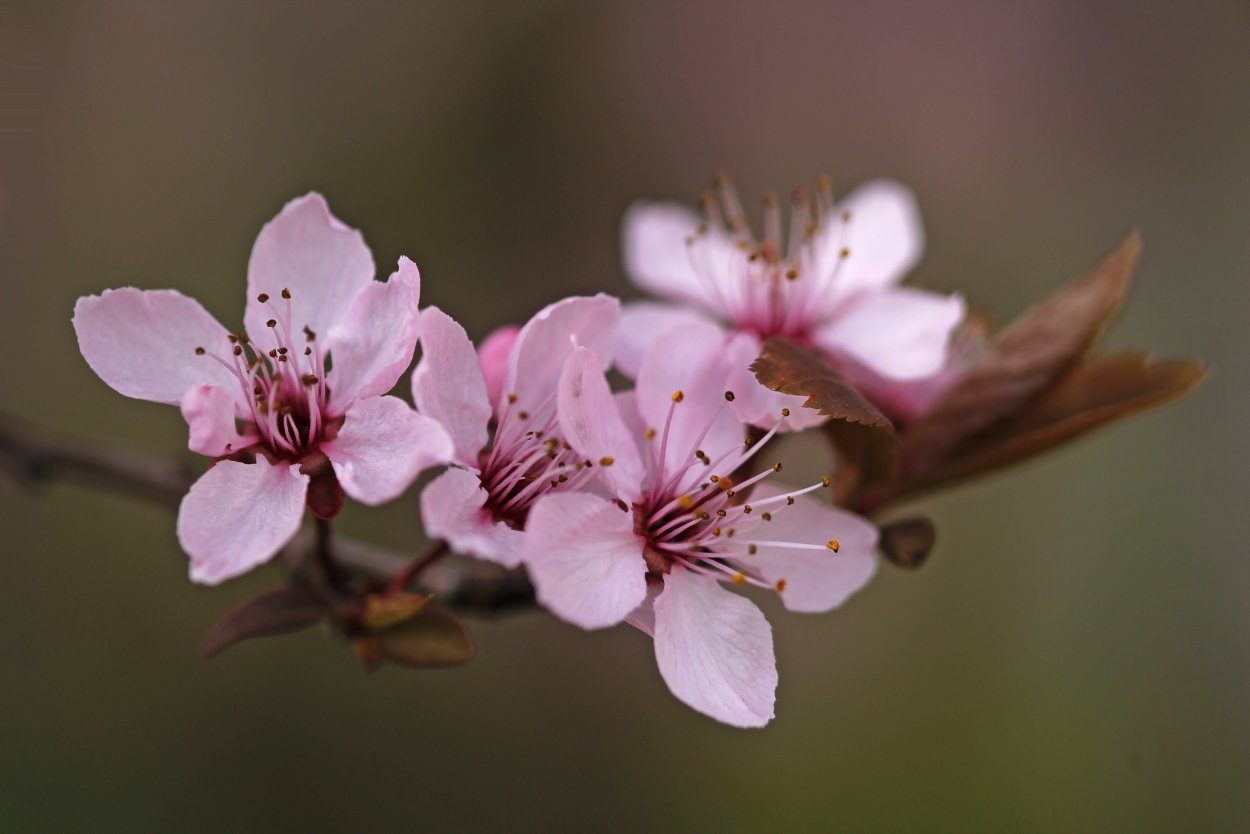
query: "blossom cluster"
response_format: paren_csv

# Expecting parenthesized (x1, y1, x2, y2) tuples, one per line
(72, 176, 1195, 727)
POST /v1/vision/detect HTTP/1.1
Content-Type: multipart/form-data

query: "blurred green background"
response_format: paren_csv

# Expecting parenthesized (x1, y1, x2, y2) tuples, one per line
(1, 1, 1246, 831)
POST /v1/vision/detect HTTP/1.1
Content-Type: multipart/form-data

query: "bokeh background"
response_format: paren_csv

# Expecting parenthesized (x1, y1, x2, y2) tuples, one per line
(2, 1, 1246, 831)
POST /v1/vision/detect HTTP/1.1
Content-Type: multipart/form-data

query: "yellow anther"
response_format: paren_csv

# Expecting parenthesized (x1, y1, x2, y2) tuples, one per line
(780, 408, 791, 417)
(671, 390, 685, 403)
(840, 247, 850, 259)
(677, 495, 695, 509)
(743, 505, 752, 514)
(821, 476, 831, 487)
(731, 572, 746, 586)
(711, 527, 721, 537)
(645, 428, 656, 440)
(599, 456, 614, 466)
(772, 462, 782, 472)
(507, 393, 518, 404)
(774, 579, 787, 593)
(826, 539, 840, 552)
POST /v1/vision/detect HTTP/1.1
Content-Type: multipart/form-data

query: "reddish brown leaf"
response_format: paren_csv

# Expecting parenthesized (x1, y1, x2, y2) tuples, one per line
(901, 232, 1141, 477)
(899, 351, 1206, 497)
(364, 602, 475, 670)
(878, 516, 937, 570)
(202, 586, 329, 658)
(750, 337, 896, 489)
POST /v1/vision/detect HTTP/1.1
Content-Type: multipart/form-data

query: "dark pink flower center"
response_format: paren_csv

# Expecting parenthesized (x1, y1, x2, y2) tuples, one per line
(196, 289, 334, 460)
(685, 173, 857, 343)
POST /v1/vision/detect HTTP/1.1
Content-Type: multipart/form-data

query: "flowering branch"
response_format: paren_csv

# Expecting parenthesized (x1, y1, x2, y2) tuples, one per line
(0, 411, 536, 613)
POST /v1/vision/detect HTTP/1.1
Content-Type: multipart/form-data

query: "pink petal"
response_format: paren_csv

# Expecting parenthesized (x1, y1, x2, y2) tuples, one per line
(615, 301, 714, 379)
(177, 458, 309, 585)
(635, 320, 746, 486)
(723, 331, 827, 432)
(321, 395, 453, 506)
(624, 580, 661, 637)
(180, 384, 258, 457)
(503, 294, 619, 415)
(522, 493, 647, 630)
(736, 484, 878, 613)
(477, 324, 519, 409)
(323, 257, 422, 410)
(622, 201, 739, 311)
(420, 467, 525, 567)
(411, 306, 491, 466)
(557, 347, 645, 504)
(244, 193, 375, 350)
(72, 288, 237, 405)
(813, 287, 965, 380)
(653, 568, 777, 728)
(813, 180, 925, 302)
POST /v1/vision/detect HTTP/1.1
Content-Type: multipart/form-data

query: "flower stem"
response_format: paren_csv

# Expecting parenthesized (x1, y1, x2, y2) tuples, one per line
(387, 540, 450, 594)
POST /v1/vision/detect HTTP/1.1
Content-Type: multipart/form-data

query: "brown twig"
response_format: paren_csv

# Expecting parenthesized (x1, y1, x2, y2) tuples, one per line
(0, 414, 195, 507)
(0, 411, 536, 614)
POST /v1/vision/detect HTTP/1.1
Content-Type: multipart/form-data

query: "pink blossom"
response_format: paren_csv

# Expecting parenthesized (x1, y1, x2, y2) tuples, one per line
(522, 325, 878, 727)
(72, 193, 453, 584)
(617, 175, 966, 422)
(412, 295, 619, 568)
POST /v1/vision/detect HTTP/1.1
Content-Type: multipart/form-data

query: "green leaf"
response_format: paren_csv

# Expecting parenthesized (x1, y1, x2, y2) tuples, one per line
(202, 586, 329, 658)
(357, 602, 475, 671)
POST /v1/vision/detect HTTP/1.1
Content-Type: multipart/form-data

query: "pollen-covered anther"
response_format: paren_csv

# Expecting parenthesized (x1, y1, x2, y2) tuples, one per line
(820, 476, 831, 487)
(716, 509, 726, 518)
(774, 579, 787, 593)
(599, 456, 614, 467)
(671, 390, 685, 403)
(644, 428, 656, 440)
(711, 527, 721, 537)
(762, 512, 772, 521)
(232, 345, 243, 356)
(677, 494, 695, 509)
(826, 539, 840, 552)
(280, 288, 291, 299)
(772, 462, 782, 472)
(840, 247, 851, 259)
(507, 394, 518, 404)
(301, 374, 318, 386)
(696, 511, 710, 520)
(257, 293, 269, 303)
(731, 572, 746, 586)
(780, 408, 791, 417)
(266, 319, 277, 328)
(743, 505, 752, 515)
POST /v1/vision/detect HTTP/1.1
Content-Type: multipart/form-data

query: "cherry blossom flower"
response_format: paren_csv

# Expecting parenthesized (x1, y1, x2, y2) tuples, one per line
(617, 174, 967, 423)
(72, 193, 453, 584)
(412, 295, 619, 568)
(522, 322, 878, 727)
